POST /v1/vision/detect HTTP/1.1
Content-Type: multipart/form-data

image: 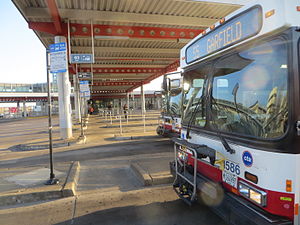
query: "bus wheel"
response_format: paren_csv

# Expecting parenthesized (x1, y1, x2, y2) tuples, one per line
(156, 126, 163, 136)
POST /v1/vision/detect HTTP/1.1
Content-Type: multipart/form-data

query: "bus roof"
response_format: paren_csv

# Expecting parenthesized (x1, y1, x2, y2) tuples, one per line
(180, 0, 300, 69)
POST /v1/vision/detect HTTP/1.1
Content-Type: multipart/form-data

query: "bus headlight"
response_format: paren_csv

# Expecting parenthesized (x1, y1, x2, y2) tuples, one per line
(238, 181, 267, 207)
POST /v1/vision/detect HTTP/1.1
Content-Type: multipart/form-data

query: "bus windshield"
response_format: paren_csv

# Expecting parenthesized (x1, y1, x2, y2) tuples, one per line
(169, 90, 182, 117)
(183, 38, 288, 139)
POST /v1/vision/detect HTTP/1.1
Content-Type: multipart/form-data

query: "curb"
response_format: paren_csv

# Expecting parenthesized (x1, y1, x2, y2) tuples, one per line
(9, 135, 87, 151)
(0, 161, 81, 207)
(0, 190, 62, 207)
(104, 123, 157, 129)
(130, 163, 152, 186)
(130, 163, 173, 186)
(113, 135, 158, 141)
(61, 161, 80, 197)
(151, 173, 174, 185)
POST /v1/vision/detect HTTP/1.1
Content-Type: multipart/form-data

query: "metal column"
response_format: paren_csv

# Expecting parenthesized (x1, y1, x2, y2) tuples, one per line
(23, 101, 27, 117)
(55, 36, 73, 139)
(73, 74, 81, 123)
(127, 92, 130, 110)
(17, 101, 20, 117)
(141, 85, 146, 115)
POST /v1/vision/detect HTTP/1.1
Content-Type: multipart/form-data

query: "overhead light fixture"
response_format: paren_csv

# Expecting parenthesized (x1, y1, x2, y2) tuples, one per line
(94, 36, 130, 40)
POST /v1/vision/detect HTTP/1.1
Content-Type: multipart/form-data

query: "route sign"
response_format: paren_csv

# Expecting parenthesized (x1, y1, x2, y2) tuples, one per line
(70, 54, 93, 64)
(78, 72, 92, 79)
(79, 80, 90, 93)
(80, 91, 91, 98)
(49, 42, 67, 73)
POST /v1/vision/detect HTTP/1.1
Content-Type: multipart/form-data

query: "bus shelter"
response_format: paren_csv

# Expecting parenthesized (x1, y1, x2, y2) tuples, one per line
(12, 0, 241, 139)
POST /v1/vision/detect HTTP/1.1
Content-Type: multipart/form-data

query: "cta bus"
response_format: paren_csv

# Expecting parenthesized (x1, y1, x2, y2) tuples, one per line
(157, 71, 182, 137)
(170, 0, 300, 224)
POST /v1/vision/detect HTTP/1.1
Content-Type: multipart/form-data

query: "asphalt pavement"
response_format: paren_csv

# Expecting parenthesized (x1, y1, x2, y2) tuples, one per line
(0, 111, 228, 225)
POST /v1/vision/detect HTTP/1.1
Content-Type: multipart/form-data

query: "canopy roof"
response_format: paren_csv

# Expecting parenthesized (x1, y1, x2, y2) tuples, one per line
(12, 0, 241, 99)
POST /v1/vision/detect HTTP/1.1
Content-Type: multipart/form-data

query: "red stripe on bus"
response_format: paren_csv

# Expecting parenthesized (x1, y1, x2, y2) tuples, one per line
(186, 154, 294, 220)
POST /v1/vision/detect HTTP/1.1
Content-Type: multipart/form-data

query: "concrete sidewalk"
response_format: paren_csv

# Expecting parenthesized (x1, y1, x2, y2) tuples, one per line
(0, 161, 80, 207)
(0, 110, 174, 208)
(0, 116, 85, 152)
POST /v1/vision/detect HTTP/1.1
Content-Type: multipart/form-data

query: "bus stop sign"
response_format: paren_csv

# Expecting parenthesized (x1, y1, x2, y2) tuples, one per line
(49, 42, 67, 73)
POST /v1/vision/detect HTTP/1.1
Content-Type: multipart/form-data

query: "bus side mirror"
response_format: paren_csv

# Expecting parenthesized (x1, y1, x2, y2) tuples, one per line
(170, 79, 181, 90)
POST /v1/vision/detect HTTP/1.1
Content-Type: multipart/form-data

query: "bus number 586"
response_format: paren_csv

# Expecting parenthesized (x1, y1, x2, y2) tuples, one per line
(225, 160, 240, 175)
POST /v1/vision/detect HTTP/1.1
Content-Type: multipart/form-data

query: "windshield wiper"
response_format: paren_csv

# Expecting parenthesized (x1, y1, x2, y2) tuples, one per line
(211, 97, 235, 154)
(186, 96, 203, 139)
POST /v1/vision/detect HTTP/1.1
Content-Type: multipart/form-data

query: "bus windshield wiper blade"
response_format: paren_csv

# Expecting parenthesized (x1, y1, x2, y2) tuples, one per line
(211, 97, 235, 154)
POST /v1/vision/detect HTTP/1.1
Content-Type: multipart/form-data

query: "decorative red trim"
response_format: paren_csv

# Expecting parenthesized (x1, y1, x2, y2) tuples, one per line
(79, 67, 164, 74)
(92, 81, 142, 86)
(143, 60, 180, 83)
(0, 97, 58, 102)
(29, 21, 203, 39)
(46, 0, 63, 34)
(91, 94, 159, 99)
(70, 24, 202, 39)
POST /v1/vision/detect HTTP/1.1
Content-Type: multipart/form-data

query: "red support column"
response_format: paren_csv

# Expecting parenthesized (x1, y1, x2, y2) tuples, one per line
(46, 0, 63, 35)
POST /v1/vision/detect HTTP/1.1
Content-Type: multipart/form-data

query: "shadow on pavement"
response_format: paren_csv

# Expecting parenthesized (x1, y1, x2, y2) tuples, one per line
(0, 139, 173, 168)
(55, 199, 227, 225)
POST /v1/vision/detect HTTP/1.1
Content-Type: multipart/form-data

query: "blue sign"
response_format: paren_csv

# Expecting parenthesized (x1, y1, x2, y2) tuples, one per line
(79, 80, 90, 93)
(49, 42, 67, 73)
(71, 54, 93, 64)
(78, 72, 92, 78)
(79, 80, 89, 85)
(49, 42, 66, 53)
(242, 151, 253, 167)
(186, 7, 262, 64)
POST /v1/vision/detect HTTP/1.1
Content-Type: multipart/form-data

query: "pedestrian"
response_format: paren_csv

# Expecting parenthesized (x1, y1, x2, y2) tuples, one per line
(123, 104, 128, 119)
(88, 106, 94, 115)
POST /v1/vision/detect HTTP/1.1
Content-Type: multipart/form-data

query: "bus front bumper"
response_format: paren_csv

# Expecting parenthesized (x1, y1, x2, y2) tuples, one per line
(169, 161, 292, 225)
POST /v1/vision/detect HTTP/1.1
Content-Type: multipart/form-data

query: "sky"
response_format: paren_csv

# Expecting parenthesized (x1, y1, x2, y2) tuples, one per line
(0, 1, 46, 84)
(0, 1, 163, 91)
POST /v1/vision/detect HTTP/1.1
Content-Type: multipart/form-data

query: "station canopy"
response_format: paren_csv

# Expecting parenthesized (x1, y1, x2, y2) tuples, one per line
(12, 0, 241, 99)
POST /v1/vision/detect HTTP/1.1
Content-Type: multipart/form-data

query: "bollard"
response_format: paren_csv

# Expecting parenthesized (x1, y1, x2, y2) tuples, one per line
(119, 114, 123, 135)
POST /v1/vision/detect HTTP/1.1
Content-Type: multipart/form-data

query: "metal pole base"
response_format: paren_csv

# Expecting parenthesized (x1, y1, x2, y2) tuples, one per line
(45, 178, 59, 185)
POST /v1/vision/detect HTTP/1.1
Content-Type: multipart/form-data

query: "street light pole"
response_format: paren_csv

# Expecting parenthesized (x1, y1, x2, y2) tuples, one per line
(45, 48, 59, 185)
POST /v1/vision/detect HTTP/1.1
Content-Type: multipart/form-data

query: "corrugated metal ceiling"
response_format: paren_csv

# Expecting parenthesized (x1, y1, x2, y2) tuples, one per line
(12, 0, 242, 96)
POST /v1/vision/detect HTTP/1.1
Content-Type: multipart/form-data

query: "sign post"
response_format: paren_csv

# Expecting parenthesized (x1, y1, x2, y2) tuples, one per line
(49, 38, 73, 140)
(79, 81, 90, 137)
(45, 49, 59, 185)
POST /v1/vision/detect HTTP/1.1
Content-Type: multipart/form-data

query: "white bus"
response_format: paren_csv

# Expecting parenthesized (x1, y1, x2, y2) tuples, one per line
(170, 0, 300, 224)
(157, 71, 182, 136)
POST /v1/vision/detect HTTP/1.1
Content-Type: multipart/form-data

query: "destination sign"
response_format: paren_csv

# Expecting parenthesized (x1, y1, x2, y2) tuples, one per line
(186, 7, 262, 64)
